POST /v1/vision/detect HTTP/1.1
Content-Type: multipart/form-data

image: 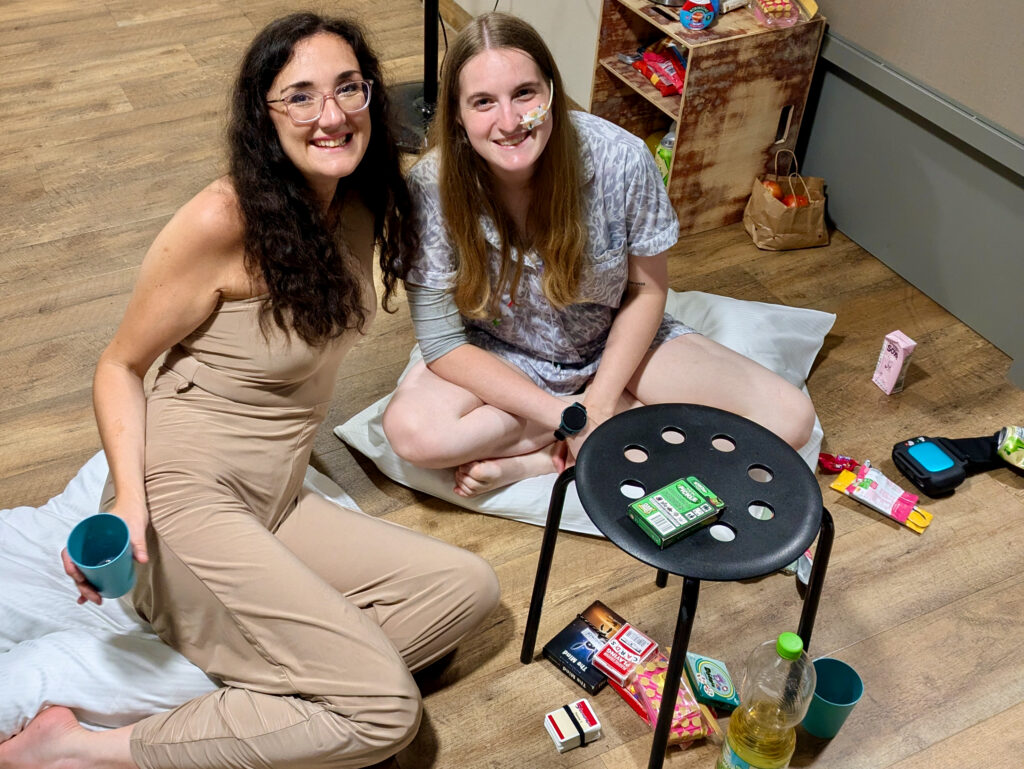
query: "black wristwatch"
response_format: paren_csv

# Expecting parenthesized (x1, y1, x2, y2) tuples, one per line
(554, 402, 588, 441)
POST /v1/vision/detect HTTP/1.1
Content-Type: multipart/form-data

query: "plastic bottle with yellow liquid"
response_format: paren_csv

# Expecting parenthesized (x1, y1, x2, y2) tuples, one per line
(717, 632, 816, 769)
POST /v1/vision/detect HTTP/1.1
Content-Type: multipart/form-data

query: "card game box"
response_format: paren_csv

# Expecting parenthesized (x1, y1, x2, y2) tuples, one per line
(628, 476, 723, 547)
(543, 698, 602, 753)
(684, 651, 740, 712)
(542, 601, 626, 693)
(592, 623, 658, 687)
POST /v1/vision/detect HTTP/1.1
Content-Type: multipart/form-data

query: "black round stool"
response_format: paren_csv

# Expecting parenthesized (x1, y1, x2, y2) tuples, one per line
(519, 403, 834, 769)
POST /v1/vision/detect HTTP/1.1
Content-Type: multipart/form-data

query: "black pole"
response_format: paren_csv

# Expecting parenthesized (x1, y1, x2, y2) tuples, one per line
(423, 0, 439, 108)
(389, 0, 439, 152)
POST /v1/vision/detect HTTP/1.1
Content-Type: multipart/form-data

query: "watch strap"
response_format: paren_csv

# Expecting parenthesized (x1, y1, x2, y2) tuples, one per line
(941, 433, 1003, 474)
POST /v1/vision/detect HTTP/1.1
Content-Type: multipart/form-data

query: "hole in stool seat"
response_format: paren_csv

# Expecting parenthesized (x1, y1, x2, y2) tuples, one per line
(620, 480, 646, 499)
(712, 435, 736, 452)
(748, 465, 774, 483)
(661, 427, 685, 445)
(624, 445, 649, 463)
(709, 523, 736, 542)
(748, 501, 775, 520)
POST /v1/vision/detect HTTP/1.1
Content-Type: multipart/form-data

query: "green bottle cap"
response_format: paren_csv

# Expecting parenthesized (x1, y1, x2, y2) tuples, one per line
(776, 632, 803, 660)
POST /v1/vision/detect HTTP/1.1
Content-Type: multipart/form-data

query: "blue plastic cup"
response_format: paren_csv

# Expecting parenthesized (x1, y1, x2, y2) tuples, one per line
(801, 657, 864, 739)
(66, 513, 136, 598)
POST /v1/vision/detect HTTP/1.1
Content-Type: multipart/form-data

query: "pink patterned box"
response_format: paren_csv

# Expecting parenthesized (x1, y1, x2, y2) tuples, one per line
(632, 651, 707, 745)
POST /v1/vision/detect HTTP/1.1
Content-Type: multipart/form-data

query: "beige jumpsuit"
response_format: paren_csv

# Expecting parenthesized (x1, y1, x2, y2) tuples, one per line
(107, 292, 499, 769)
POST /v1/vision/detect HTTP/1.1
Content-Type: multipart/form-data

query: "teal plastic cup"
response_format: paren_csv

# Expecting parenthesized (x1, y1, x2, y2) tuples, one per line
(801, 657, 864, 739)
(66, 513, 136, 598)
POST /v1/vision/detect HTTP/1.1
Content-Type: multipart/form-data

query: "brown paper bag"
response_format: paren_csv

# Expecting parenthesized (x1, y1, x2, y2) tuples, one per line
(742, 151, 828, 251)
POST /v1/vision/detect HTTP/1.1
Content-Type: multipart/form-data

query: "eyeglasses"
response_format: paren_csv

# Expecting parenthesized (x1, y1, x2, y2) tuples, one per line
(267, 80, 373, 123)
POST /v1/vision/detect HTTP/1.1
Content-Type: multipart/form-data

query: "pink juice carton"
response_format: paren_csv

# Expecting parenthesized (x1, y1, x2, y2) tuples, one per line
(872, 330, 916, 394)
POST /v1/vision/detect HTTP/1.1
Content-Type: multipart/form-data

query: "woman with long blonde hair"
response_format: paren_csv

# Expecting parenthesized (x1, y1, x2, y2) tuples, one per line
(383, 12, 815, 496)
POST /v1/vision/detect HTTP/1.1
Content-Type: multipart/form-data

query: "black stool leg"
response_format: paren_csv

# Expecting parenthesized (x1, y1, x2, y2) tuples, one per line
(520, 467, 576, 664)
(655, 569, 668, 587)
(648, 576, 700, 769)
(797, 507, 834, 651)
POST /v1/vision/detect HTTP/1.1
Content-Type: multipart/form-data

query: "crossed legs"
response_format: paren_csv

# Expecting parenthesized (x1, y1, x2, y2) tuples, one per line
(383, 334, 815, 496)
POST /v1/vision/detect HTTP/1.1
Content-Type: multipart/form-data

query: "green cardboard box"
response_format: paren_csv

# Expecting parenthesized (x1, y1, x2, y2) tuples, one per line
(628, 476, 722, 547)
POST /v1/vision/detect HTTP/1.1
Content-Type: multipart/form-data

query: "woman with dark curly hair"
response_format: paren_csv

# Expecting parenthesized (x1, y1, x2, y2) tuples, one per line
(0, 12, 498, 769)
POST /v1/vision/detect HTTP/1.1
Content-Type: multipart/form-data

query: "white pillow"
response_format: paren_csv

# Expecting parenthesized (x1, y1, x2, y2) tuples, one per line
(0, 452, 361, 739)
(333, 290, 835, 536)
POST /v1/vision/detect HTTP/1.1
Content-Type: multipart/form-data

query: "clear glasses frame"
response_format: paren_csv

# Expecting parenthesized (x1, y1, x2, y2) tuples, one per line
(267, 80, 373, 124)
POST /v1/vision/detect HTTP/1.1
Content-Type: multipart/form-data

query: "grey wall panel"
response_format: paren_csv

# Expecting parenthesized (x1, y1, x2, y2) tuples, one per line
(803, 64, 1024, 386)
(816, 0, 1024, 139)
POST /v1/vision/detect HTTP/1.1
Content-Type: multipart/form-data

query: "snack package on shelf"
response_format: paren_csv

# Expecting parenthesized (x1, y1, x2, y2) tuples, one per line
(630, 38, 686, 96)
(749, 0, 800, 27)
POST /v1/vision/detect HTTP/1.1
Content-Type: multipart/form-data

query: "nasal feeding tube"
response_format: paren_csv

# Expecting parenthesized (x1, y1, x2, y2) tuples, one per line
(519, 80, 555, 131)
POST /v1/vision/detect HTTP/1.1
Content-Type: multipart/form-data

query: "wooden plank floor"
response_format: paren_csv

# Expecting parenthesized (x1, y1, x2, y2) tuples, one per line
(2, 2, 1023, 767)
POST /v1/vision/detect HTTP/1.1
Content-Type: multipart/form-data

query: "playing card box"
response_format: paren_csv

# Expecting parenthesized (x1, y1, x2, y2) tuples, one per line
(542, 601, 627, 693)
(591, 623, 658, 687)
(543, 698, 603, 752)
(629, 476, 722, 547)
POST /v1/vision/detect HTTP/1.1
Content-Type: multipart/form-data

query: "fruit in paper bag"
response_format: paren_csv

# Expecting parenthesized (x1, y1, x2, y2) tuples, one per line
(761, 180, 783, 200)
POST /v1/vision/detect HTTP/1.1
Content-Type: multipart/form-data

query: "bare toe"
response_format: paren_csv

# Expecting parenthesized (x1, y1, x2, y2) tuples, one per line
(454, 461, 497, 497)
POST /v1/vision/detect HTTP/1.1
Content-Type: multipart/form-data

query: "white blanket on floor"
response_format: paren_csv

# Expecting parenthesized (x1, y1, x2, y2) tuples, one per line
(0, 451, 359, 740)
(335, 290, 836, 535)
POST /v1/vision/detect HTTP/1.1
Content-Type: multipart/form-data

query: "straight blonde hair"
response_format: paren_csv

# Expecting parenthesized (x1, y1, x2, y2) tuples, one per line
(431, 12, 586, 319)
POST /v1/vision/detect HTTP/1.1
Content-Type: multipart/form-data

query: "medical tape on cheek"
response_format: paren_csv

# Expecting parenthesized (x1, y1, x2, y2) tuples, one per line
(520, 80, 555, 131)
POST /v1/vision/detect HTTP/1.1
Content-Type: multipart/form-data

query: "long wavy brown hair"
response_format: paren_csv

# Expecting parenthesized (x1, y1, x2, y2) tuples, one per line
(228, 12, 414, 345)
(431, 12, 585, 320)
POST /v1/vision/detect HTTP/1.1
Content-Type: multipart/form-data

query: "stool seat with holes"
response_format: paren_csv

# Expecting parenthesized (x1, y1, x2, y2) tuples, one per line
(519, 403, 834, 769)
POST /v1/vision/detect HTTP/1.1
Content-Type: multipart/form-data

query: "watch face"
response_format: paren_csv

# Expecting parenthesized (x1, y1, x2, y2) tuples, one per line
(563, 404, 587, 432)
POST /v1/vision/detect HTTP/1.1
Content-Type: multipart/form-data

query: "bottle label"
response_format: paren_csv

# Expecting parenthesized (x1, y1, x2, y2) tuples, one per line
(719, 740, 783, 769)
(655, 147, 671, 186)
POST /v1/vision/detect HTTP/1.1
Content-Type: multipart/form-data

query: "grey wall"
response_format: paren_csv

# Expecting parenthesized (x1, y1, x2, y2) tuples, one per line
(801, 51, 1024, 386)
(815, 0, 1024, 140)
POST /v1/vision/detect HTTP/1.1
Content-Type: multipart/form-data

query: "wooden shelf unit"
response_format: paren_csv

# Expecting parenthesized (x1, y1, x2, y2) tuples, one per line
(591, 0, 825, 235)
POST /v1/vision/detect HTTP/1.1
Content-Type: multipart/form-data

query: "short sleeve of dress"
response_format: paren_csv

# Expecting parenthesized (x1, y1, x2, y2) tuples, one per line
(622, 139, 679, 258)
(403, 152, 458, 290)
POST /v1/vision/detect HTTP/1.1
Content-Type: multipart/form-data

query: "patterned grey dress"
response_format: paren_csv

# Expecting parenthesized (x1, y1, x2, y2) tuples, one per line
(405, 111, 696, 395)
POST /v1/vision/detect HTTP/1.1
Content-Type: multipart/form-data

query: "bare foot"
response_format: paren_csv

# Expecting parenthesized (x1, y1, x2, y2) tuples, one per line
(0, 707, 85, 769)
(454, 444, 566, 497)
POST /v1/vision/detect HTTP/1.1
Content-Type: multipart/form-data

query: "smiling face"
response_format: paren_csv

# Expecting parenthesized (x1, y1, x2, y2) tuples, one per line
(457, 47, 552, 188)
(267, 32, 370, 204)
